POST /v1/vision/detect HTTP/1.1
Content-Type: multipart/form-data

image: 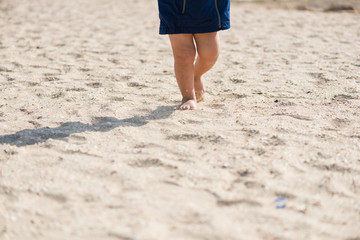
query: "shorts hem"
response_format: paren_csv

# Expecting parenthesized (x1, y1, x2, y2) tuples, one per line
(159, 25, 230, 35)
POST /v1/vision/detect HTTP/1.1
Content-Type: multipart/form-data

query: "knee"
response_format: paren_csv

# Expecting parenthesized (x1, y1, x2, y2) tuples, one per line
(198, 49, 219, 65)
(173, 49, 196, 65)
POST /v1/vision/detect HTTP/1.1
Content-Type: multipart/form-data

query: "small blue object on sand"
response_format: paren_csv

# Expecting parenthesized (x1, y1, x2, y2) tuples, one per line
(275, 198, 287, 209)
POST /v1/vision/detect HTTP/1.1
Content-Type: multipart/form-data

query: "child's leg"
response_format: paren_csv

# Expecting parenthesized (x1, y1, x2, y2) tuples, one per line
(169, 34, 197, 110)
(193, 32, 220, 101)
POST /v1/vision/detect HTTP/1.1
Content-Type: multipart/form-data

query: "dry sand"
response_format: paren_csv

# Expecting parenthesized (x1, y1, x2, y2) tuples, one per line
(0, 0, 360, 239)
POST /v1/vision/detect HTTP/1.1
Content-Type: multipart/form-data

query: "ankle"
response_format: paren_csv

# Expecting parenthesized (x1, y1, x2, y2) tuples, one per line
(181, 90, 196, 101)
(194, 75, 202, 82)
(182, 96, 196, 102)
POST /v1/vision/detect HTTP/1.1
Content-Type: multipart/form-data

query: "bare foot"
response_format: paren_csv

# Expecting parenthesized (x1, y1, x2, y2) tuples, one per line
(177, 98, 197, 110)
(195, 77, 205, 102)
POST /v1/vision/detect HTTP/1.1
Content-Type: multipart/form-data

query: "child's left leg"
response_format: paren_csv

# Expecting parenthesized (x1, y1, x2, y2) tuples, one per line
(193, 32, 220, 102)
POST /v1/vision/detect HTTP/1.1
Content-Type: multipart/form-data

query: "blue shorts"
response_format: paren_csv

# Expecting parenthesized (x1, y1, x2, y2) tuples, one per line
(157, 0, 230, 35)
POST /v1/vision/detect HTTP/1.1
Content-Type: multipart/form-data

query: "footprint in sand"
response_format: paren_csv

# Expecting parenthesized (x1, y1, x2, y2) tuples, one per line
(43, 73, 60, 82)
(127, 82, 147, 89)
(128, 158, 177, 169)
(332, 94, 357, 100)
(86, 82, 102, 88)
(167, 133, 224, 144)
(43, 192, 67, 203)
(206, 189, 262, 207)
(332, 117, 351, 128)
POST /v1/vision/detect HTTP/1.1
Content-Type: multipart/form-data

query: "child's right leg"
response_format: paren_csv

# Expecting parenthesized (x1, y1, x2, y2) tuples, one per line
(169, 34, 197, 110)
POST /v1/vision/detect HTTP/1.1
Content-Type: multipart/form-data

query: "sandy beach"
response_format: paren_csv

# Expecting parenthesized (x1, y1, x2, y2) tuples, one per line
(0, 0, 360, 239)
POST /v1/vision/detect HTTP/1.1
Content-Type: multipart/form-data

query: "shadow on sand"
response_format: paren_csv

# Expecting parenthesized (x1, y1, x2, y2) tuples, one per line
(0, 106, 176, 147)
